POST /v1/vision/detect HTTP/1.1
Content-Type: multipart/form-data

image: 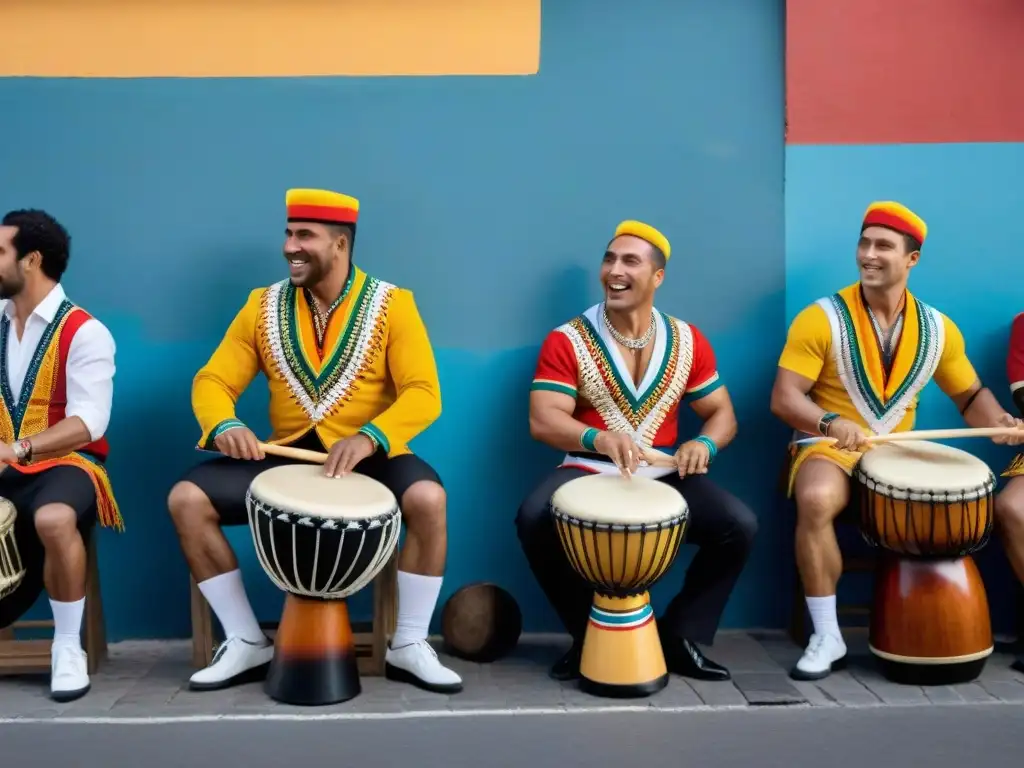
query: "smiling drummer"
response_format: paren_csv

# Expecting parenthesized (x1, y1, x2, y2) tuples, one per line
(166, 188, 462, 695)
(516, 219, 758, 684)
(770, 200, 1024, 681)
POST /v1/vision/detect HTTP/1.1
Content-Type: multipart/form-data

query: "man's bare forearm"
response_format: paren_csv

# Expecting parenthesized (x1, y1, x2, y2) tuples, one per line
(20, 417, 94, 459)
(770, 386, 831, 436)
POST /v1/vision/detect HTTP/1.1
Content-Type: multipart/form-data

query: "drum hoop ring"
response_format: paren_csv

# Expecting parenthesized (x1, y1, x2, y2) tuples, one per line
(551, 506, 689, 531)
(245, 489, 400, 530)
(852, 468, 996, 503)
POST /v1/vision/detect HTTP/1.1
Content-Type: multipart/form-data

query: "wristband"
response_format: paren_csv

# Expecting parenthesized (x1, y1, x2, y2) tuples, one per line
(818, 412, 839, 435)
(580, 427, 600, 452)
(693, 435, 718, 462)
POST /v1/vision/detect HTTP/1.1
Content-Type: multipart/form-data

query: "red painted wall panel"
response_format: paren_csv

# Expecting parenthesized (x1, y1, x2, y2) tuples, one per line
(787, 0, 1024, 144)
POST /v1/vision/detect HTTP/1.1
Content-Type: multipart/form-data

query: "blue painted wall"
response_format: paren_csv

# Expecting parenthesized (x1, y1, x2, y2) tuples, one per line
(0, 0, 787, 640)
(785, 143, 1024, 633)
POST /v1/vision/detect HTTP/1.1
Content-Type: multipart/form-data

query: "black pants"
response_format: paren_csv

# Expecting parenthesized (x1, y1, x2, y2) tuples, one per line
(0, 465, 98, 629)
(515, 467, 758, 646)
(179, 432, 443, 527)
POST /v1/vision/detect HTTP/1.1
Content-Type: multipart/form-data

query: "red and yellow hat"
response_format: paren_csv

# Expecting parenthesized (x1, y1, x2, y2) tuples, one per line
(286, 188, 360, 225)
(861, 201, 927, 245)
(614, 219, 671, 261)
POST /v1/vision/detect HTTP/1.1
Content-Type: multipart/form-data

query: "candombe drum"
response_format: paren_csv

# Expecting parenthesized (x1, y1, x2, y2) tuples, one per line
(246, 464, 401, 705)
(0, 498, 25, 601)
(853, 440, 995, 685)
(551, 473, 688, 697)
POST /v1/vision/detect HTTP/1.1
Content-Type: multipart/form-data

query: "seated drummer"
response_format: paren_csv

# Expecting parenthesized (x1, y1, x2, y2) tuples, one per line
(770, 200, 1024, 682)
(167, 188, 462, 695)
(993, 312, 1024, 674)
(517, 219, 758, 683)
(0, 210, 120, 702)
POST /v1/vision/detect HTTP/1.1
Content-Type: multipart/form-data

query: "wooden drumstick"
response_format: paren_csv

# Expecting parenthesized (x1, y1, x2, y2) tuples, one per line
(640, 449, 679, 468)
(257, 442, 329, 464)
(793, 425, 1024, 447)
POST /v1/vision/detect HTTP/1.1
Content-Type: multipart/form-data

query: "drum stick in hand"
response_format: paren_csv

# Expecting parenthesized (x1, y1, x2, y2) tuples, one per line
(641, 449, 678, 469)
(793, 425, 1023, 447)
(257, 442, 328, 464)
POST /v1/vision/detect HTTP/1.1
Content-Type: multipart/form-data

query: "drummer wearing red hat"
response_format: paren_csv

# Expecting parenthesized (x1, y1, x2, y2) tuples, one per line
(771, 200, 1024, 681)
(166, 188, 462, 695)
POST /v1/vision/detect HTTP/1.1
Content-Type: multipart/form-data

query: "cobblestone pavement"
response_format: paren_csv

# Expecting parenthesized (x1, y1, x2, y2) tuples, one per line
(1, 631, 1022, 721)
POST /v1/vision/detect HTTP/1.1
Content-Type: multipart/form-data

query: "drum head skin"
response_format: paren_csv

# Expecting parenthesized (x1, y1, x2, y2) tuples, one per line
(248, 464, 397, 519)
(856, 440, 994, 500)
(441, 583, 522, 663)
(550, 474, 687, 524)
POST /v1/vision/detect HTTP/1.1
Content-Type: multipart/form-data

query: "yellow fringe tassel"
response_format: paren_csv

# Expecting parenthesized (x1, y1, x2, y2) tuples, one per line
(7, 453, 124, 532)
(1001, 452, 1024, 478)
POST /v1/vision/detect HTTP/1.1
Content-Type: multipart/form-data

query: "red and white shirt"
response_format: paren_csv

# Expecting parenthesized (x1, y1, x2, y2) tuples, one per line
(1008, 312, 1024, 413)
(531, 303, 722, 476)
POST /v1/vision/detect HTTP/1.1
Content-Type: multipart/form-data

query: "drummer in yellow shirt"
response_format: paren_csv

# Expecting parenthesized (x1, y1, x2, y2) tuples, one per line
(166, 188, 462, 695)
(770, 200, 1024, 682)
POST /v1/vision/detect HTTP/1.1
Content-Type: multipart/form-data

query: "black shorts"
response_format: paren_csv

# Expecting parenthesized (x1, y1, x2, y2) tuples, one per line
(179, 432, 443, 527)
(0, 465, 98, 531)
(0, 465, 98, 628)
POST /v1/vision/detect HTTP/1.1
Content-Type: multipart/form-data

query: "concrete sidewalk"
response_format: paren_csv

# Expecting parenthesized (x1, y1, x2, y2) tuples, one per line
(1, 631, 1022, 721)
(4, 706, 1024, 768)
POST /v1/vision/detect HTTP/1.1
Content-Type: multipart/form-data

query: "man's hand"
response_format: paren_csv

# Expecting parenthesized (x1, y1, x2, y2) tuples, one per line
(826, 418, 870, 452)
(324, 434, 377, 478)
(992, 412, 1024, 446)
(593, 431, 642, 478)
(0, 442, 18, 465)
(213, 427, 265, 460)
(674, 440, 710, 478)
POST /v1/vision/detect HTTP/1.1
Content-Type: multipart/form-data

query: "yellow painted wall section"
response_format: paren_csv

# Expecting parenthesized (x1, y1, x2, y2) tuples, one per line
(0, 0, 540, 77)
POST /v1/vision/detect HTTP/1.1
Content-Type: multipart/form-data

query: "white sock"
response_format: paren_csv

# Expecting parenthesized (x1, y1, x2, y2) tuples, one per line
(198, 570, 265, 644)
(806, 595, 842, 641)
(390, 571, 442, 649)
(50, 597, 84, 649)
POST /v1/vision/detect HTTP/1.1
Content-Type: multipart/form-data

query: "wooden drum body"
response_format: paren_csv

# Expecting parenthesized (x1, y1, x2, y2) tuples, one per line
(854, 440, 995, 685)
(247, 465, 401, 705)
(551, 474, 687, 698)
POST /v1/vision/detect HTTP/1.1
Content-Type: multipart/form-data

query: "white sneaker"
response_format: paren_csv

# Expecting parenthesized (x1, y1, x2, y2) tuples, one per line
(790, 632, 848, 681)
(51, 642, 90, 702)
(189, 635, 274, 691)
(385, 640, 463, 694)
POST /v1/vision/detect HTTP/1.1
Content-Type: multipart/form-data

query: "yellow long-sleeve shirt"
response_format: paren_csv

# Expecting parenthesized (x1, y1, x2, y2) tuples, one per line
(192, 266, 441, 456)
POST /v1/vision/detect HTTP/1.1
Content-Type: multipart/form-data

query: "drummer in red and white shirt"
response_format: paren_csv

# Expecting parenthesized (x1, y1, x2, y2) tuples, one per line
(995, 311, 1024, 675)
(516, 218, 758, 684)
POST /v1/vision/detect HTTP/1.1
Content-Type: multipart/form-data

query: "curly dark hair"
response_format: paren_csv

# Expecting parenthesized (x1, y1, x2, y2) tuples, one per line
(1, 209, 71, 282)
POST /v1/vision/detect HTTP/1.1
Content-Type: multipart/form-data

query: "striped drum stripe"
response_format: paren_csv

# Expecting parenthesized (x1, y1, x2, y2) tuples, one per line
(588, 604, 654, 631)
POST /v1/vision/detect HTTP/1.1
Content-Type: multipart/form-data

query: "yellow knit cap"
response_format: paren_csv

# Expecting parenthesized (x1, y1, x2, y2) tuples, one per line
(614, 219, 671, 260)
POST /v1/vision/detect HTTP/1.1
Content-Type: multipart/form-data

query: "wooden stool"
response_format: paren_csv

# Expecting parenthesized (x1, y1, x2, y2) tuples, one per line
(190, 552, 398, 675)
(0, 535, 108, 675)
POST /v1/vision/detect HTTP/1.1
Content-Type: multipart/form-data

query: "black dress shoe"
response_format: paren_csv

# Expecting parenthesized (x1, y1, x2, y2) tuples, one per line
(549, 644, 581, 681)
(1011, 655, 1024, 675)
(662, 634, 731, 681)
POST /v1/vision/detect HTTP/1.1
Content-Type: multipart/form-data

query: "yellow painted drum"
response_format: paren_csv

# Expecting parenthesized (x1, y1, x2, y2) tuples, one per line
(551, 473, 688, 697)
